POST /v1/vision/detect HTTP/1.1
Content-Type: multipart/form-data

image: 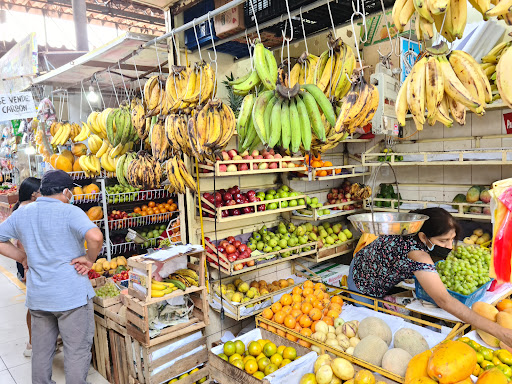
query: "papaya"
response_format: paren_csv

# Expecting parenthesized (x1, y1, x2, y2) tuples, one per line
(84, 183, 100, 198)
(454, 378, 473, 384)
(86, 206, 103, 221)
(427, 341, 477, 383)
(497, 311, 512, 329)
(73, 186, 84, 201)
(405, 350, 432, 384)
(50, 154, 59, 168)
(407, 379, 437, 384)
(476, 367, 508, 384)
(73, 158, 83, 172)
(472, 302, 499, 321)
(71, 143, 87, 157)
(55, 155, 73, 172)
(60, 149, 74, 165)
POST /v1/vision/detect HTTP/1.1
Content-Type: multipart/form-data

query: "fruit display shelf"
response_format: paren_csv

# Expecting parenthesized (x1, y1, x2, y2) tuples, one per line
(205, 239, 317, 276)
(302, 237, 359, 263)
(361, 147, 512, 166)
(365, 198, 492, 221)
(107, 211, 177, 231)
(72, 192, 102, 204)
(105, 187, 172, 204)
(92, 219, 104, 228)
(196, 156, 306, 177)
(199, 194, 307, 223)
(291, 200, 365, 222)
(294, 164, 371, 181)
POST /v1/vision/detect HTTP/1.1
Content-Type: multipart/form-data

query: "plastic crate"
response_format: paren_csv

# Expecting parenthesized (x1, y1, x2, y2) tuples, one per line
(184, 0, 217, 50)
(414, 274, 492, 307)
(215, 41, 250, 58)
(244, 0, 310, 29)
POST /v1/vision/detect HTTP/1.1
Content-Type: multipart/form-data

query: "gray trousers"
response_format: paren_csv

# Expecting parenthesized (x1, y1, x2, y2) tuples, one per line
(30, 299, 94, 384)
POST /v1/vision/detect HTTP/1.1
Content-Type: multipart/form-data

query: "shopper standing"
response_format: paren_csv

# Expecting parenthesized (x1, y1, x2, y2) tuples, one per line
(11, 177, 42, 357)
(0, 170, 104, 384)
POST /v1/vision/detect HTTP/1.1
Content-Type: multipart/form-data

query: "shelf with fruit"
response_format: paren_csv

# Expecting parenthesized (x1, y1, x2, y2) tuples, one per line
(293, 154, 370, 181)
(196, 148, 306, 177)
(199, 185, 306, 223)
(105, 183, 172, 204)
(209, 273, 320, 321)
(107, 208, 177, 231)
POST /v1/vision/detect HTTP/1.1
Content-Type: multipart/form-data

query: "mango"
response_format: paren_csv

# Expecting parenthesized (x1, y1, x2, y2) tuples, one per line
(102, 261, 110, 271)
(454, 379, 472, 384)
(405, 350, 432, 384)
(497, 312, 512, 329)
(407, 379, 437, 384)
(427, 341, 477, 383)
(110, 260, 117, 270)
(476, 330, 500, 348)
(472, 302, 499, 321)
(467, 186, 482, 203)
(94, 263, 103, 273)
(476, 367, 508, 384)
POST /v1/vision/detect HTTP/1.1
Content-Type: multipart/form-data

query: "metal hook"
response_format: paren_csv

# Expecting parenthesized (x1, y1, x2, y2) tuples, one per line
(207, 12, 218, 96)
(81, 80, 93, 114)
(95, 75, 106, 110)
(132, 57, 145, 100)
(170, 32, 181, 66)
(299, 7, 308, 54)
(350, 11, 365, 75)
(248, 0, 261, 42)
(192, 19, 203, 61)
(117, 60, 130, 102)
(352, 0, 368, 44)
(326, 0, 337, 39)
(154, 39, 163, 77)
(107, 68, 120, 106)
(245, 30, 255, 70)
(376, 0, 394, 63)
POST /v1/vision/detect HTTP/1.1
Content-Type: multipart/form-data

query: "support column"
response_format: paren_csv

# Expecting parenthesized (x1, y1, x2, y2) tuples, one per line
(71, 0, 89, 51)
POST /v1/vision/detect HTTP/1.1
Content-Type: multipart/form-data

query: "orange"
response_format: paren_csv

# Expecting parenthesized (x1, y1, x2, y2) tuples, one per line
(292, 294, 302, 303)
(497, 299, 512, 311)
(277, 329, 286, 337)
(299, 339, 312, 348)
(299, 315, 312, 328)
(248, 341, 262, 357)
(282, 305, 292, 314)
(146, 208, 154, 215)
(318, 170, 328, 177)
(274, 311, 286, 324)
(303, 287, 314, 297)
(280, 294, 292, 306)
(164, 204, 172, 211)
(314, 289, 324, 298)
(300, 327, 312, 337)
(286, 333, 298, 342)
(313, 300, 324, 310)
(312, 154, 322, 162)
(323, 316, 334, 326)
(327, 309, 340, 318)
(170, 203, 178, 211)
(284, 315, 296, 329)
(292, 302, 302, 310)
(311, 161, 323, 168)
(301, 302, 313, 315)
(304, 294, 316, 304)
(323, 161, 333, 167)
(283, 346, 297, 361)
(309, 308, 322, 321)
(271, 302, 282, 313)
(331, 296, 343, 305)
(167, 199, 174, 205)
(141, 205, 148, 211)
(303, 280, 314, 290)
(290, 309, 303, 318)
(294, 323, 302, 333)
(292, 287, 302, 296)
(245, 359, 258, 374)
(263, 342, 277, 357)
(267, 325, 277, 333)
(329, 303, 342, 312)
(148, 201, 156, 208)
(262, 308, 273, 320)
(259, 322, 268, 330)
(311, 320, 319, 332)
(134, 207, 141, 213)
(324, 292, 330, 300)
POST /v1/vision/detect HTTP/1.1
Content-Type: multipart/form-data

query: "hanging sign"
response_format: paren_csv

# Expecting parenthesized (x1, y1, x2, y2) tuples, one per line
(504, 112, 512, 134)
(0, 92, 37, 121)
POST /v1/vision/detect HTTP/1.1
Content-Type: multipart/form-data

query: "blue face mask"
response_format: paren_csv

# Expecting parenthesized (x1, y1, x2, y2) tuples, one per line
(64, 189, 74, 204)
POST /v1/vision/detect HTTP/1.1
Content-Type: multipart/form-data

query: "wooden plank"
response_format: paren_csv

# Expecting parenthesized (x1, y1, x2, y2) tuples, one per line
(132, 338, 145, 384)
(152, 336, 207, 369)
(148, 321, 206, 347)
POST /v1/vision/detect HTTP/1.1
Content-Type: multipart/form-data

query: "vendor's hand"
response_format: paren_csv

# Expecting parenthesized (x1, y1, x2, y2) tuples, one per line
(71, 256, 93, 276)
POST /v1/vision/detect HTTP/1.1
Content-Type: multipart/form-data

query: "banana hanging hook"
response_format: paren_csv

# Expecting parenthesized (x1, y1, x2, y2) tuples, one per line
(248, 0, 261, 42)
(107, 68, 120, 106)
(207, 12, 218, 97)
(192, 18, 203, 61)
(376, 0, 394, 67)
(327, 0, 337, 39)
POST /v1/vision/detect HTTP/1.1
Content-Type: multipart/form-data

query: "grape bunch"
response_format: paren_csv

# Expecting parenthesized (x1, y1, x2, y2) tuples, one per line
(95, 282, 120, 298)
(437, 245, 492, 296)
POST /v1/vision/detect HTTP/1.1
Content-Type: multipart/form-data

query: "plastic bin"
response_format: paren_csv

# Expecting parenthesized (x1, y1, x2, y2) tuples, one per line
(244, 0, 310, 28)
(184, 0, 217, 50)
(414, 274, 492, 307)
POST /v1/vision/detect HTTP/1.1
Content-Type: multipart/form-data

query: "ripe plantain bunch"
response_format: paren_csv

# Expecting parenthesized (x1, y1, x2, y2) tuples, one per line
(165, 156, 197, 194)
(289, 51, 320, 87)
(228, 41, 278, 95)
(480, 41, 512, 105)
(125, 150, 163, 189)
(187, 99, 236, 161)
(314, 33, 356, 102)
(150, 117, 171, 162)
(351, 183, 372, 200)
(395, 42, 492, 130)
(165, 113, 193, 157)
(334, 75, 380, 134)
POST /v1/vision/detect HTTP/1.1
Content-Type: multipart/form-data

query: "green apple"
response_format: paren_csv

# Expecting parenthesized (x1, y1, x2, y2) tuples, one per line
(257, 241, 265, 251)
(263, 245, 273, 253)
(278, 191, 287, 199)
(326, 236, 335, 245)
(273, 246, 282, 252)
(252, 232, 262, 241)
(298, 198, 305, 206)
(268, 202, 278, 210)
(265, 193, 274, 201)
(343, 229, 353, 239)
(268, 189, 277, 195)
(312, 197, 319, 204)
(306, 196, 312, 205)
(289, 200, 298, 207)
(289, 191, 298, 197)
(281, 201, 289, 208)
(281, 185, 290, 192)
(339, 232, 348, 242)
(327, 228, 334, 235)
(256, 192, 265, 200)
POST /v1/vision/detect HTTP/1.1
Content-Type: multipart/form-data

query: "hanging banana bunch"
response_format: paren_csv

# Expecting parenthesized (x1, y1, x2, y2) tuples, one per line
(144, 75, 168, 116)
(480, 41, 511, 104)
(150, 117, 171, 162)
(165, 156, 197, 194)
(289, 51, 320, 88)
(165, 114, 193, 157)
(313, 33, 356, 102)
(395, 42, 491, 130)
(125, 150, 162, 189)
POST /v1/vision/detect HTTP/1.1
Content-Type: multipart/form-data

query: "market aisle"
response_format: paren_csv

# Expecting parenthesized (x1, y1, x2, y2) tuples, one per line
(0, 257, 109, 384)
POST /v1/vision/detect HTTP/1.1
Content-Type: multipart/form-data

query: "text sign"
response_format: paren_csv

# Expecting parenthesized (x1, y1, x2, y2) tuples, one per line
(504, 112, 512, 134)
(0, 92, 37, 121)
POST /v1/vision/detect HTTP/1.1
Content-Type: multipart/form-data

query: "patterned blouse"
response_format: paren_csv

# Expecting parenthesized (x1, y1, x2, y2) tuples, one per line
(352, 235, 437, 298)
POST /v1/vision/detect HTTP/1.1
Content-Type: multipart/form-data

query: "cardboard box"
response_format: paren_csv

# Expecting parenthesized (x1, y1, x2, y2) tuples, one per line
(214, 0, 245, 39)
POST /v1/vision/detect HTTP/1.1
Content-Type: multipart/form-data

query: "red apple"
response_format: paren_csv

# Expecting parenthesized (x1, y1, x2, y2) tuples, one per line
(226, 244, 236, 254)
(233, 185, 240, 193)
(219, 164, 227, 172)
(225, 200, 236, 206)
(238, 164, 249, 171)
(269, 163, 278, 169)
(262, 149, 269, 157)
(248, 196, 257, 202)
(251, 150, 259, 157)
(227, 254, 237, 262)
(217, 245, 226, 253)
(242, 206, 251, 214)
(215, 192, 222, 202)
(228, 149, 238, 159)
(255, 155, 263, 159)
(223, 193, 233, 201)
(274, 153, 282, 159)
(240, 150, 249, 157)
(221, 151, 230, 161)
(243, 155, 254, 160)
(233, 263, 244, 271)
(269, 149, 275, 155)
(327, 193, 333, 200)
(238, 244, 248, 253)
(232, 209, 241, 216)
(221, 211, 229, 218)
(253, 164, 258, 170)
(246, 260, 255, 267)
(233, 240, 242, 248)
(257, 204, 266, 211)
(264, 154, 274, 159)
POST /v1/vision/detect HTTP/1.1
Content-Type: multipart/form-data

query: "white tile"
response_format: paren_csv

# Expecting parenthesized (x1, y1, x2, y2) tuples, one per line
(0, 370, 15, 384)
(478, 138, 502, 148)
(0, 338, 30, 369)
(472, 110, 501, 136)
(443, 122, 470, 138)
(417, 141, 441, 152)
(443, 139, 472, 151)
(0, 303, 29, 344)
(443, 166, 472, 185)
(502, 166, 512, 179)
(418, 166, 443, 184)
(472, 165, 502, 185)
(0, 357, 6, 372)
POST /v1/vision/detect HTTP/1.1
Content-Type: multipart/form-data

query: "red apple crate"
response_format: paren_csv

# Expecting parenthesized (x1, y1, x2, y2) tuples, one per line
(205, 238, 317, 276)
(198, 194, 307, 223)
(196, 156, 306, 177)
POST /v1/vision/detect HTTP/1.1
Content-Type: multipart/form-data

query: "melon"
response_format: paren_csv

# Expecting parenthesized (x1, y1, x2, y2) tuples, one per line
(353, 335, 388, 366)
(394, 328, 429, 357)
(381, 348, 412, 377)
(357, 317, 392, 345)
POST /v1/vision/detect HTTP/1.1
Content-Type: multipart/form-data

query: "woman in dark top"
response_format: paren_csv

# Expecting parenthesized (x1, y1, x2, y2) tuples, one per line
(12, 177, 41, 357)
(348, 207, 512, 347)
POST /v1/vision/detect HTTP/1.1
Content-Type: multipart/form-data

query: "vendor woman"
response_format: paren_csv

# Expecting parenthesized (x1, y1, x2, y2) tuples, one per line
(348, 207, 512, 346)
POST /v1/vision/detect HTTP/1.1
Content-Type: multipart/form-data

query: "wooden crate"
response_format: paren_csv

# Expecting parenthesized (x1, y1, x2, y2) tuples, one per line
(90, 276, 106, 288)
(197, 156, 306, 177)
(127, 250, 205, 302)
(205, 238, 317, 276)
(123, 286, 209, 347)
(93, 278, 122, 308)
(208, 328, 311, 384)
(302, 238, 358, 263)
(256, 287, 469, 384)
(128, 334, 209, 384)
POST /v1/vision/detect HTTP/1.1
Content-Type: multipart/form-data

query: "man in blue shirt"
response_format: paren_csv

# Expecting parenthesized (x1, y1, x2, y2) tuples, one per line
(0, 170, 104, 384)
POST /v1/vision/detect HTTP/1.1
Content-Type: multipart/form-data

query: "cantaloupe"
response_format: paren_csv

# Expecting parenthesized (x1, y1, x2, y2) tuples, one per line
(55, 155, 73, 172)
(60, 149, 74, 165)
(382, 348, 412, 377)
(394, 328, 429, 357)
(353, 335, 388, 366)
(357, 317, 392, 345)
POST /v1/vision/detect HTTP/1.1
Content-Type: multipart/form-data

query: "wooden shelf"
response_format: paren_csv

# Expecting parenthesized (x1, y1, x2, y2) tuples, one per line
(292, 164, 370, 182)
(291, 205, 365, 222)
(196, 157, 306, 177)
(301, 238, 358, 263)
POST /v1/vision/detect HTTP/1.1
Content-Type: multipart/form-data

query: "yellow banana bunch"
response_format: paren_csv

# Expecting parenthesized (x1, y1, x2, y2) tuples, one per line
(481, 41, 511, 103)
(165, 114, 191, 156)
(100, 148, 117, 173)
(165, 156, 197, 194)
(289, 52, 319, 88)
(150, 118, 170, 162)
(88, 134, 103, 155)
(395, 45, 491, 129)
(50, 122, 72, 146)
(496, 44, 512, 109)
(125, 150, 162, 189)
(73, 122, 91, 142)
(78, 154, 101, 177)
(131, 102, 147, 139)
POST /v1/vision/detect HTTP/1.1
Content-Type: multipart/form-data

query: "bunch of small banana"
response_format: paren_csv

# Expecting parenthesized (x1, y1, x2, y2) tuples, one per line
(309, 114, 350, 156)
(150, 118, 171, 162)
(125, 150, 162, 189)
(496, 43, 512, 109)
(488, 0, 512, 22)
(115, 152, 137, 187)
(165, 114, 191, 156)
(480, 41, 511, 104)
(392, 0, 473, 42)
(78, 154, 102, 177)
(50, 122, 72, 146)
(98, 148, 117, 174)
(188, 99, 236, 160)
(106, 107, 137, 150)
(314, 34, 356, 101)
(351, 183, 373, 200)
(168, 268, 199, 287)
(73, 122, 91, 142)
(289, 52, 320, 87)
(334, 75, 380, 134)
(165, 156, 197, 194)
(131, 101, 147, 139)
(87, 109, 110, 139)
(395, 44, 491, 129)
(144, 75, 167, 116)
(228, 41, 277, 95)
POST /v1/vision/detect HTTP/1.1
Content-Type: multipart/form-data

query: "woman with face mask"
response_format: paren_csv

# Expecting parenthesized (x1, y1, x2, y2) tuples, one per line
(348, 207, 512, 347)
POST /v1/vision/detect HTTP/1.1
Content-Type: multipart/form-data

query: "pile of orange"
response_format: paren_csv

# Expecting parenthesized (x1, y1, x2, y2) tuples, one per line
(260, 280, 344, 348)
(133, 199, 178, 217)
(303, 155, 341, 177)
(170, 219, 181, 242)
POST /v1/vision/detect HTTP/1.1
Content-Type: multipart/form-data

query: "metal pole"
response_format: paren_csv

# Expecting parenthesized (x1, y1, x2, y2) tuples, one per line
(71, 0, 89, 51)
